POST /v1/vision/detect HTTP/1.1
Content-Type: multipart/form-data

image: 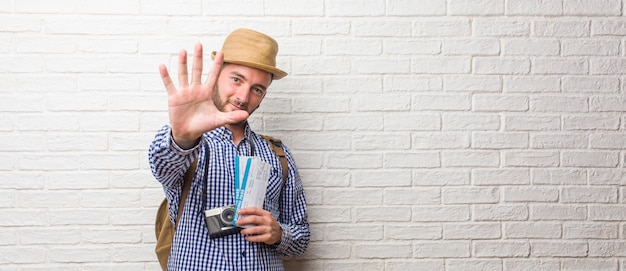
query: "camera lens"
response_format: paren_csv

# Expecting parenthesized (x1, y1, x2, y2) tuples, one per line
(221, 207, 234, 223)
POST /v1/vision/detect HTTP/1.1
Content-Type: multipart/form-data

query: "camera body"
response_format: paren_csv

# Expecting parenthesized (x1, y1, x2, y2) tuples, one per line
(204, 205, 242, 239)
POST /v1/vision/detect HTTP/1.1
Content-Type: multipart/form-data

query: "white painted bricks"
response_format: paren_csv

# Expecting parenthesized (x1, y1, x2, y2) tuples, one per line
(2, 0, 626, 270)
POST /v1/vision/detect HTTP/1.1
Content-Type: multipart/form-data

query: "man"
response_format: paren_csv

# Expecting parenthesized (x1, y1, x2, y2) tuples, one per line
(149, 28, 309, 270)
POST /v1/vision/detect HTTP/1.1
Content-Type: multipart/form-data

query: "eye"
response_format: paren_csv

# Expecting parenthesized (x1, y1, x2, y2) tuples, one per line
(252, 87, 266, 96)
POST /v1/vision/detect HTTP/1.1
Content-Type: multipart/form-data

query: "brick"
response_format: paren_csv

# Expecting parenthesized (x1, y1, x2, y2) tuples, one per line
(388, 0, 446, 16)
(442, 151, 500, 167)
(504, 76, 560, 93)
(413, 19, 471, 37)
(562, 259, 618, 271)
(386, 260, 444, 271)
(413, 169, 470, 186)
(473, 241, 530, 257)
(589, 169, 626, 185)
(355, 206, 412, 222)
(353, 170, 411, 187)
(442, 113, 501, 131)
(530, 96, 588, 112)
(384, 188, 440, 205)
(77, 0, 140, 14)
(531, 241, 588, 257)
(301, 242, 350, 259)
(292, 58, 350, 75)
(19, 228, 80, 245)
(474, 58, 530, 75)
(474, 19, 530, 37)
(356, 243, 412, 258)
(504, 222, 562, 239)
(533, 169, 587, 185)
(202, 0, 264, 16)
(448, 0, 504, 15)
(412, 206, 470, 222)
(531, 205, 587, 220)
(49, 246, 111, 263)
(590, 58, 626, 75)
(325, 224, 383, 241)
(385, 152, 440, 168)
(0, 247, 47, 264)
(412, 94, 471, 111)
(504, 115, 560, 131)
(534, 20, 590, 37)
(386, 40, 440, 55)
(328, 153, 382, 169)
(353, 21, 412, 37)
(324, 76, 379, 94)
(16, 0, 75, 13)
(443, 187, 499, 204)
(562, 186, 617, 203)
(589, 205, 626, 221)
(354, 94, 411, 111)
(443, 223, 501, 239)
(323, 189, 382, 205)
(442, 39, 500, 56)
(326, 39, 382, 56)
(16, 37, 75, 54)
(591, 19, 626, 36)
(503, 186, 559, 202)
(413, 241, 470, 258)
(384, 75, 442, 91)
(502, 39, 560, 56)
(504, 151, 560, 167)
(325, 262, 384, 271)
(265, 115, 323, 131)
(563, 0, 622, 15)
(384, 114, 440, 131)
(264, 0, 324, 16)
(563, 38, 621, 56)
(591, 96, 626, 111)
(563, 222, 618, 239)
(562, 76, 620, 93)
(306, 207, 351, 223)
(413, 57, 471, 74)
(473, 205, 528, 221)
(563, 115, 620, 130)
(472, 169, 530, 185)
(532, 58, 588, 75)
(412, 132, 470, 149)
(386, 224, 441, 240)
(507, 0, 562, 15)
(292, 20, 350, 35)
(325, 114, 384, 131)
(446, 260, 502, 271)
(531, 133, 588, 149)
(504, 259, 560, 271)
(326, 0, 385, 16)
(472, 132, 528, 149)
(354, 58, 411, 74)
(444, 75, 502, 92)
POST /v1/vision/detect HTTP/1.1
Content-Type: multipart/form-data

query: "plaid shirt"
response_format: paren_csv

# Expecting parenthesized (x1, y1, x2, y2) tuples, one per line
(149, 124, 310, 271)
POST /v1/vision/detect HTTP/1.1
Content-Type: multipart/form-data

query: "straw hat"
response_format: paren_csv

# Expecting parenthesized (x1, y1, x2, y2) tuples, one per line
(211, 28, 288, 80)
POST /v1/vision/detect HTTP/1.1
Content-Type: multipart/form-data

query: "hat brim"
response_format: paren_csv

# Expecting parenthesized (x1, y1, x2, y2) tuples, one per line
(211, 51, 287, 80)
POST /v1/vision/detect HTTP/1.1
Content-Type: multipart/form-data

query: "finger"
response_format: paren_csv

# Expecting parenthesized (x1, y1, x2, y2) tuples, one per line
(191, 43, 203, 85)
(219, 110, 250, 126)
(178, 49, 189, 87)
(159, 64, 176, 96)
(205, 51, 224, 88)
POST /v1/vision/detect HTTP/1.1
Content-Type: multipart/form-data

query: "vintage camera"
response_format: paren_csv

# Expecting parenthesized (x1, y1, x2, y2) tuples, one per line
(204, 205, 242, 239)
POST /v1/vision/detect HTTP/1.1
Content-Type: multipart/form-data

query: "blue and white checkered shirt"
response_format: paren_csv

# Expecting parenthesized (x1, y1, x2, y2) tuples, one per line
(149, 124, 310, 271)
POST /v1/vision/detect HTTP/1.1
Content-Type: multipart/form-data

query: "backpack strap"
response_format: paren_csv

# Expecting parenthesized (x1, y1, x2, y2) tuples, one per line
(176, 158, 197, 228)
(260, 134, 289, 183)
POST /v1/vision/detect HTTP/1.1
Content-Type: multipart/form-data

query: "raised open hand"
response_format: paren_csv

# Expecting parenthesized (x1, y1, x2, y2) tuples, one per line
(159, 43, 249, 149)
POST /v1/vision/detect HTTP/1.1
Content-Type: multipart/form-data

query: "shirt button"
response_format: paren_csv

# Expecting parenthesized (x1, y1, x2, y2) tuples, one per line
(241, 251, 246, 257)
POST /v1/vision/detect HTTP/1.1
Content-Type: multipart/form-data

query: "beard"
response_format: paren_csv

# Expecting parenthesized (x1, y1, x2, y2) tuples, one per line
(212, 85, 258, 122)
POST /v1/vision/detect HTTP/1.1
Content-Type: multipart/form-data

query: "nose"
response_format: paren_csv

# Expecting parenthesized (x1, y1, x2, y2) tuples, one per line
(233, 85, 250, 105)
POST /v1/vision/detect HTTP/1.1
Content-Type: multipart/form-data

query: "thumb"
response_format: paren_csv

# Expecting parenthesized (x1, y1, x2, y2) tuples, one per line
(219, 110, 250, 125)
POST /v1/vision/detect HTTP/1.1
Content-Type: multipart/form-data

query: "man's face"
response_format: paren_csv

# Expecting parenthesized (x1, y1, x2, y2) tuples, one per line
(213, 63, 272, 119)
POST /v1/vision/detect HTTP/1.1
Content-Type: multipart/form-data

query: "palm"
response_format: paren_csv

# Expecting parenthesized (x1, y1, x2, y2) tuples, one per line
(159, 44, 248, 147)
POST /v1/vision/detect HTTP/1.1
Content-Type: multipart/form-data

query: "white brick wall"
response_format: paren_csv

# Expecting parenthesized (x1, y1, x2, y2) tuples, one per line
(1, 0, 625, 270)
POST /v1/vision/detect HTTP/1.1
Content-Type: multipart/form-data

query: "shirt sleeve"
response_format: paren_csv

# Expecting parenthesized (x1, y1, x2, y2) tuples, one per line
(148, 124, 201, 189)
(273, 144, 310, 257)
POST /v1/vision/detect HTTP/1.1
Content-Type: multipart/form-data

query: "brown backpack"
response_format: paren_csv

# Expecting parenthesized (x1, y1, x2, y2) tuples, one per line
(154, 135, 289, 270)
